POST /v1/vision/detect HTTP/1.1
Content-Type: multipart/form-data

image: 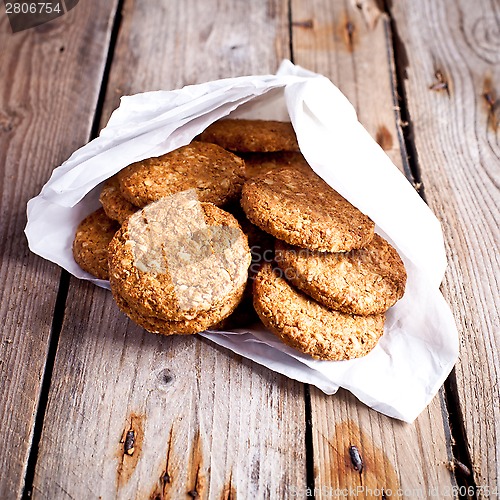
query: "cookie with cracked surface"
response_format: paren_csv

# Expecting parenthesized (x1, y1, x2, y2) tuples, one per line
(253, 263, 385, 361)
(113, 283, 245, 336)
(72, 208, 120, 280)
(198, 119, 299, 153)
(275, 234, 407, 316)
(99, 175, 139, 224)
(239, 151, 313, 179)
(241, 168, 375, 252)
(108, 194, 251, 322)
(117, 142, 246, 208)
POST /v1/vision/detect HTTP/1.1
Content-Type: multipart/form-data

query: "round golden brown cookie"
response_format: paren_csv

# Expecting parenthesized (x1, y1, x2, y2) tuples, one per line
(239, 151, 313, 179)
(108, 195, 251, 322)
(72, 208, 120, 280)
(117, 142, 246, 208)
(275, 234, 407, 316)
(198, 119, 299, 153)
(113, 283, 245, 336)
(253, 263, 385, 360)
(99, 175, 139, 224)
(241, 168, 375, 252)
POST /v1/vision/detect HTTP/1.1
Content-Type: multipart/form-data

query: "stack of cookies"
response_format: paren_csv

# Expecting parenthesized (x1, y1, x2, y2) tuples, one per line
(72, 119, 406, 360)
(241, 167, 407, 361)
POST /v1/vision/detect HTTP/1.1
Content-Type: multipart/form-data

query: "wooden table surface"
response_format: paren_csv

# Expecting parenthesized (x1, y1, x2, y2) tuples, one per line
(0, 0, 499, 498)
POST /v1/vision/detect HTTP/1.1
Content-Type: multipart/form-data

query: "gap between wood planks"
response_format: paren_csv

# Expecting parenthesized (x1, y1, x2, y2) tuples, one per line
(20, 0, 476, 498)
(287, 2, 317, 493)
(21, 272, 70, 500)
(20, 1, 125, 497)
(383, 0, 477, 497)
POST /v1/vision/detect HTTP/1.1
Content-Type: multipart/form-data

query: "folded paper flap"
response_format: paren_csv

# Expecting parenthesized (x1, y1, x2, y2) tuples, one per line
(24, 60, 458, 422)
(44, 73, 317, 208)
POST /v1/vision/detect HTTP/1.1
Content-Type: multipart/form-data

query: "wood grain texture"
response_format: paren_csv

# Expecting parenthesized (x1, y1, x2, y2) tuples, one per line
(100, 0, 290, 125)
(32, 1, 307, 498)
(291, 0, 458, 496)
(0, 2, 119, 497)
(390, 0, 500, 495)
(33, 285, 305, 499)
(309, 389, 456, 498)
(292, 0, 405, 173)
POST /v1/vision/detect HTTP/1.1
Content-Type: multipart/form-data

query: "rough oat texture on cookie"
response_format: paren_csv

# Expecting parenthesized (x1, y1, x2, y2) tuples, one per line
(197, 119, 300, 152)
(239, 151, 313, 179)
(108, 191, 251, 331)
(113, 286, 245, 336)
(275, 234, 407, 316)
(99, 175, 138, 224)
(117, 142, 246, 208)
(241, 168, 375, 252)
(73, 208, 120, 280)
(253, 263, 385, 361)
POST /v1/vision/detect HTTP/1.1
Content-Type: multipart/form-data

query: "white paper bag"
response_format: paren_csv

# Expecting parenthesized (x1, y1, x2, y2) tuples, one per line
(25, 60, 459, 422)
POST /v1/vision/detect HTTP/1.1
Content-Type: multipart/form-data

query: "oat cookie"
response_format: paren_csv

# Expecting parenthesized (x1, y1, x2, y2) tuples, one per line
(253, 263, 385, 360)
(108, 194, 251, 322)
(241, 168, 375, 252)
(117, 142, 246, 208)
(113, 284, 245, 336)
(72, 208, 119, 280)
(99, 175, 138, 224)
(275, 235, 407, 316)
(198, 119, 299, 153)
(240, 151, 313, 179)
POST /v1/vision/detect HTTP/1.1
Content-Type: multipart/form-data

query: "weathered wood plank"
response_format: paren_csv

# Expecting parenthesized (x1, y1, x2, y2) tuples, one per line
(389, 0, 500, 495)
(293, 0, 405, 172)
(32, 1, 307, 499)
(308, 388, 456, 498)
(0, 2, 119, 497)
(291, 0, 458, 496)
(33, 286, 305, 499)
(99, 0, 290, 125)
